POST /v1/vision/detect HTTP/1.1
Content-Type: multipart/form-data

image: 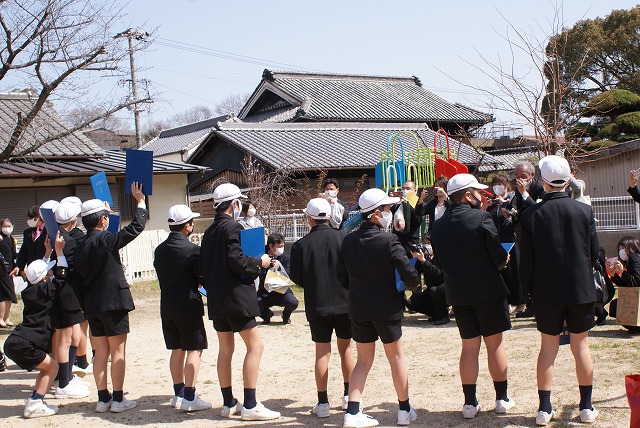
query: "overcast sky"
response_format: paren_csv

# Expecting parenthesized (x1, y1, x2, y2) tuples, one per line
(18, 0, 640, 132)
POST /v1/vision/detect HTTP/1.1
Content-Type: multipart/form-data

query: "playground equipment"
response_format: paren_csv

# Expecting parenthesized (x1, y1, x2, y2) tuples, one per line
(433, 129, 468, 178)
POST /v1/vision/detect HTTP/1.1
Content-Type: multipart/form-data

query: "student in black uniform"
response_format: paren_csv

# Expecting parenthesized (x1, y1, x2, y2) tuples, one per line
(74, 183, 147, 413)
(519, 155, 600, 426)
(337, 188, 420, 428)
(199, 183, 280, 421)
(52, 202, 89, 399)
(0, 218, 18, 328)
(258, 233, 298, 325)
(154, 204, 211, 412)
(3, 232, 67, 418)
(290, 198, 354, 419)
(430, 174, 514, 420)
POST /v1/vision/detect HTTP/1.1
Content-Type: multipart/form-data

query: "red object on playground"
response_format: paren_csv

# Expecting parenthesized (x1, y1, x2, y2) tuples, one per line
(433, 129, 468, 179)
(625, 374, 640, 427)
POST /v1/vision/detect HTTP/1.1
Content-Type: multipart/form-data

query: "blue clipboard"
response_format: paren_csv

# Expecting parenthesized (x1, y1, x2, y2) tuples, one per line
(198, 286, 207, 297)
(107, 214, 120, 234)
(240, 227, 265, 258)
(396, 258, 418, 292)
(502, 242, 515, 253)
(90, 172, 113, 206)
(125, 149, 153, 195)
(40, 208, 59, 245)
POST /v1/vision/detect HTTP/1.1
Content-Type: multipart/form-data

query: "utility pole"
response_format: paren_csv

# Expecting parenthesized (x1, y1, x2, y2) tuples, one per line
(115, 29, 147, 149)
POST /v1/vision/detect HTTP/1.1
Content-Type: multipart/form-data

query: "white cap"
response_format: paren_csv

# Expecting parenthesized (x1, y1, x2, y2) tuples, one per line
(55, 202, 81, 224)
(39, 200, 59, 219)
(539, 155, 571, 187)
(446, 174, 489, 194)
(81, 199, 112, 217)
(213, 183, 247, 208)
(26, 259, 56, 284)
(168, 204, 200, 225)
(358, 188, 400, 213)
(60, 196, 82, 208)
(303, 198, 332, 220)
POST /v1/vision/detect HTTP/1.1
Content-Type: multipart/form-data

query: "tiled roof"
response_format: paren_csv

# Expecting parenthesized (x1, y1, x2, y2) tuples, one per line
(142, 115, 229, 157)
(0, 93, 104, 158)
(210, 122, 498, 170)
(240, 70, 492, 125)
(0, 150, 208, 178)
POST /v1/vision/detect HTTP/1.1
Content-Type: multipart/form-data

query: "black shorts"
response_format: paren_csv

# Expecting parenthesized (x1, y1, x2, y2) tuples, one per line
(213, 316, 257, 333)
(162, 317, 208, 351)
(87, 310, 130, 337)
(351, 319, 402, 344)
(309, 314, 352, 343)
(454, 297, 512, 339)
(535, 302, 595, 336)
(3, 335, 46, 371)
(56, 309, 86, 329)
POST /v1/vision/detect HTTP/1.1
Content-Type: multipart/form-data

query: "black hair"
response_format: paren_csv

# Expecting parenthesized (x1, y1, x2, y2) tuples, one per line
(215, 200, 232, 214)
(618, 236, 640, 255)
(82, 210, 108, 230)
(449, 188, 473, 204)
(1, 218, 12, 227)
(322, 178, 340, 190)
(433, 176, 448, 189)
(313, 218, 328, 224)
(267, 232, 285, 247)
(241, 200, 255, 216)
(361, 209, 376, 221)
(169, 218, 193, 233)
(27, 205, 39, 219)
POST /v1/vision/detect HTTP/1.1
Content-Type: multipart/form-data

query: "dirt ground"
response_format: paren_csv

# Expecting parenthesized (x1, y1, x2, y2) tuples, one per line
(0, 285, 637, 427)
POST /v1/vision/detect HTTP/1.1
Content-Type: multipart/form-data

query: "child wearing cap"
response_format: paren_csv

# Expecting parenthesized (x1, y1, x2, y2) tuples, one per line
(73, 182, 147, 413)
(154, 204, 211, 412)
(3, 232, 68, 418)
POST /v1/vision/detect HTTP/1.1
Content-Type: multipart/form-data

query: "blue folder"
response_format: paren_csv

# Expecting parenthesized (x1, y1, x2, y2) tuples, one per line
(240, 227, 265, 258)
(107, 214, 120, 234)
(125, 149, 153, 195)
(396, 258, 418, 292)
(502, 242, 515, 253)
(40, 208, 59, 245)
(90, 172, 113, 206)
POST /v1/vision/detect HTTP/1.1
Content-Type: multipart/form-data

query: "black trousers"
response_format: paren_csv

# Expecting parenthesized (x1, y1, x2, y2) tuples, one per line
(258, 289, 299, 321)
(406, 284, 448, 320)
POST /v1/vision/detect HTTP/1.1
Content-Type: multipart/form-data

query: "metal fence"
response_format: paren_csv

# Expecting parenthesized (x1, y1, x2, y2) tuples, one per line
(119, 196, 640, 282)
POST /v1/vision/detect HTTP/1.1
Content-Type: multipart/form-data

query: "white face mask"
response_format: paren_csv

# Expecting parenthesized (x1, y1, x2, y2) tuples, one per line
(232, 199, 241, 221)
(401, 189, 410, 197)
(378, 210, 393, 229)
(27, 218, 38, 228)
(324, 189, 338, 199)
(493, 185, 505, 196)
(425, 244, 433, 256)
(619, 248, 629, 261)
(2, 227, 13, 235)
(274, 247, 284, 256)
(247, 208, 256, 217)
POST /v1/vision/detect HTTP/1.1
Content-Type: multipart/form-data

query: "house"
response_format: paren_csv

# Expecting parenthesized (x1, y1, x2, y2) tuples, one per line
(82, 127, 136, 150)
(0, 93, 208, 245)
(239, 70, 493, 136)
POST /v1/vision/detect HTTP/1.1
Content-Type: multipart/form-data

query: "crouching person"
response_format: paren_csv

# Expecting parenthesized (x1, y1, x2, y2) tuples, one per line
(3, 232, 68, 418)
(154, 205, 211, 412)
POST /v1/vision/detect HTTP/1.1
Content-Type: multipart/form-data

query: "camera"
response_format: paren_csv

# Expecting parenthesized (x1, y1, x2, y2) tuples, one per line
(411, 244, 429, 253)
(502, 207, 519, 227)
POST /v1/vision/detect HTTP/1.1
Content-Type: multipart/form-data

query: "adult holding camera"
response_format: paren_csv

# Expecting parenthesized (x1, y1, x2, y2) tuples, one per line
(519, 155, 600, 425)
(392, 180, 426, 257)
(430, 174, 514, 420)
(483, 175, 526, 314)
(607, 236, 640, 334)
(405, 242, 449, 325)
(419, 176, 449, 233)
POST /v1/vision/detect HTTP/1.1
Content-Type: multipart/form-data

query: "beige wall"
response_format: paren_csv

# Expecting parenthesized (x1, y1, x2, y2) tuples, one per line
(157, 153, 184, 164)
(147, 174, 188, 231)
(577, 150, 640, 198)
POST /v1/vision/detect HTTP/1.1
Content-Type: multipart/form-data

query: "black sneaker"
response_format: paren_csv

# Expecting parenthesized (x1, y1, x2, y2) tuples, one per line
(261, 309, 274, 325)
(282, 317, 291, 325)
(515, 309, 535, 318)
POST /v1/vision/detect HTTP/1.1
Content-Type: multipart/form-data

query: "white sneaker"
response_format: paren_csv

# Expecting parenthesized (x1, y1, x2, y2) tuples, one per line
(495, 398, 515, 414)
(462, 403, 481, 419)
(180, 396, 212, 412)
(23, 398, 58, 418)
(95, 399, 112, 413)
(220, 399, 242, 417)
(579, 407, 598, 423)
(397, 406, 417, 425)
(72, 363, 93, 376)
(311, 402, 330, 418)
(55, 383, 89, 399)
(171, 395, 183, 409)
(110, 398, 137, 413)
(343, 411, 379, 427)
(70, 375, 91, 387)
(342, 395, 349, 410)
(536, 410, 554, 426)
(240, 402, 281, 421)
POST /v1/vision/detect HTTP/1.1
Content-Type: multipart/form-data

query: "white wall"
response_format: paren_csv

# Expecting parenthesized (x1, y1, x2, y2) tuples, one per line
(147, 174, 188, 231)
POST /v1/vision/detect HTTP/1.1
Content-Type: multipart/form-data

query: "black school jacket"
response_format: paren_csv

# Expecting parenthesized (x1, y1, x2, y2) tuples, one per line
(200, 214, 262, 319)
(74, 207, 147, 313)
(16, 227, 46, 271)
(154, 232, 204, 319)
(430, 203, 509, 307)
(55, 228, 82, 312)
(12, 265, 68, 352)
(519, 191, 599, 305)
(337, 221, 419, 322)
(290, 224, 348, 321)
